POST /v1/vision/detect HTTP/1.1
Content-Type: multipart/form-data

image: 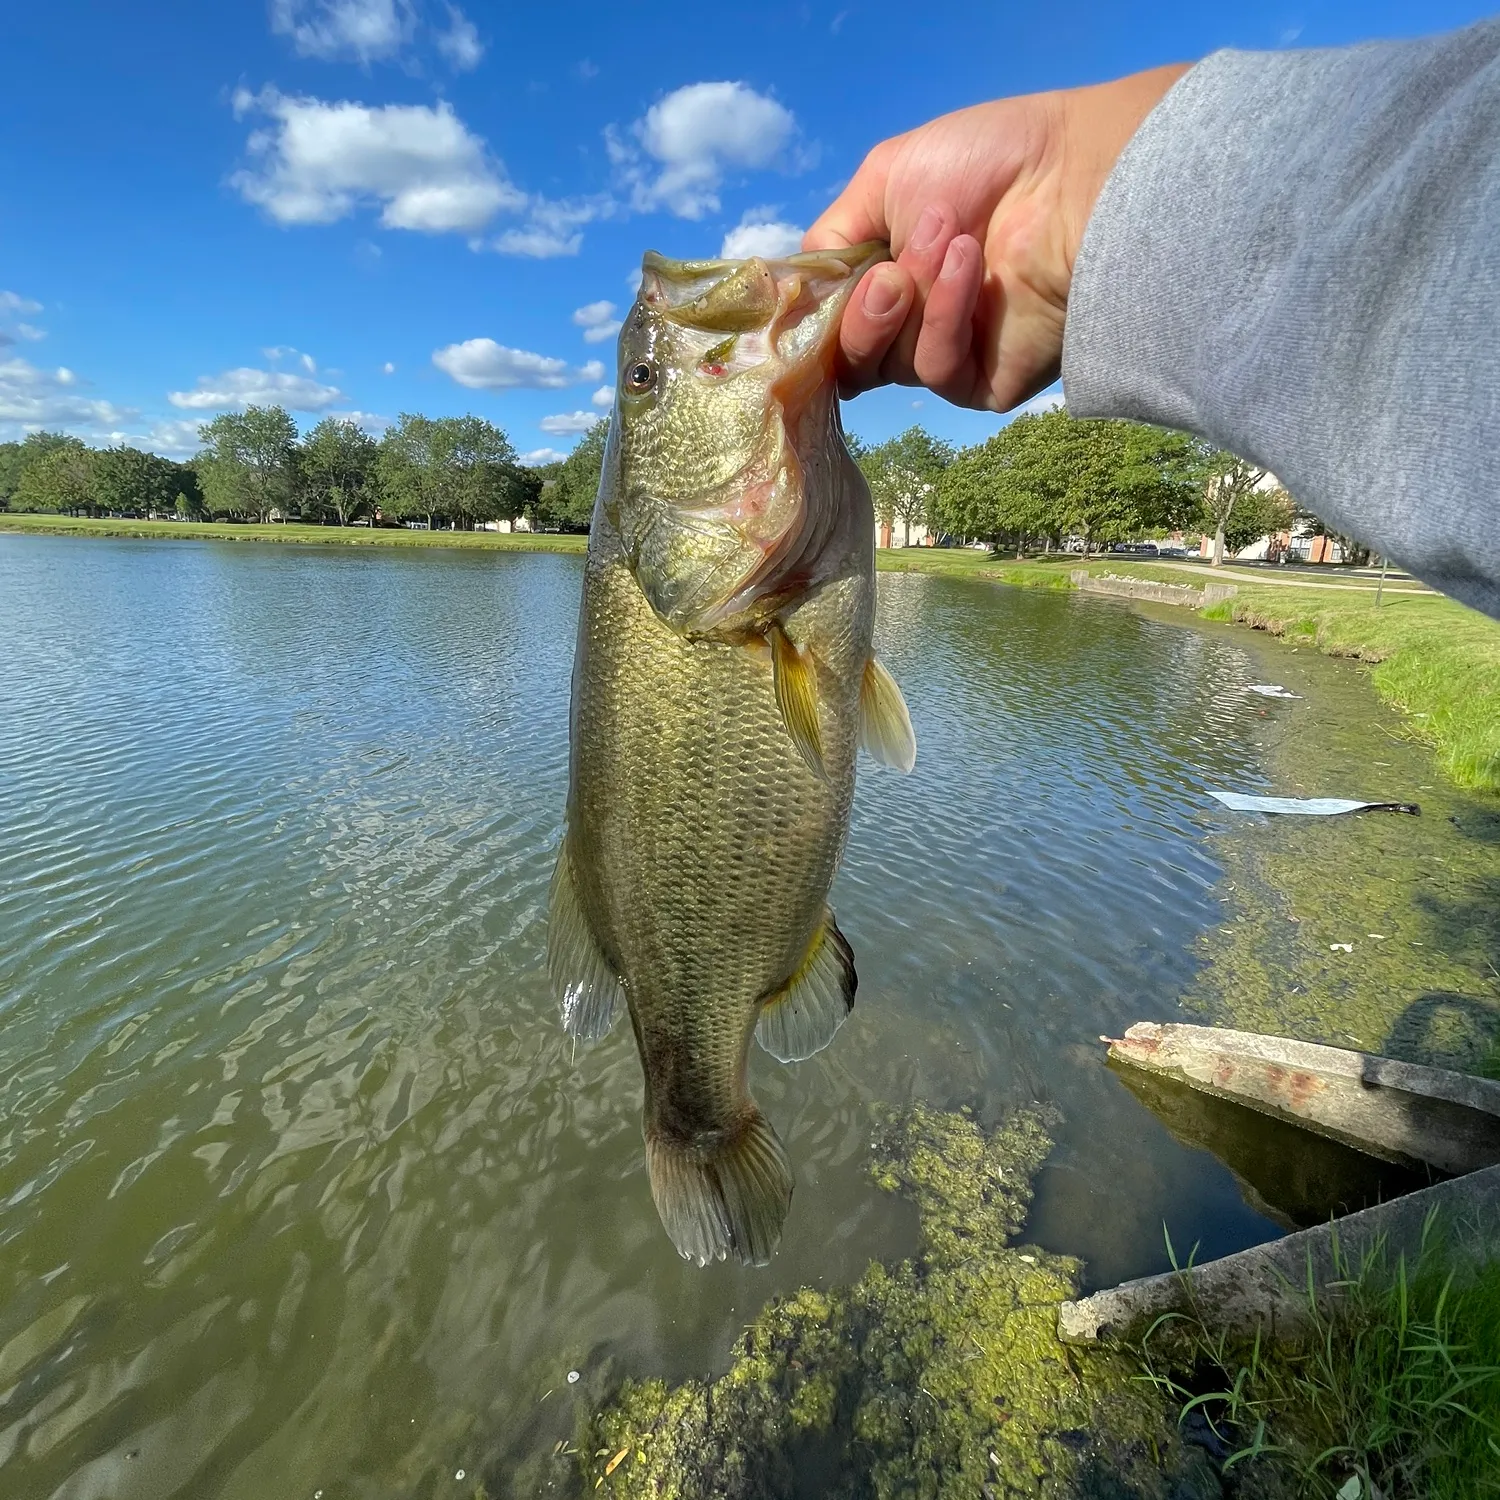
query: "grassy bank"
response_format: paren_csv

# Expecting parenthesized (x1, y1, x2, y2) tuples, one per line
(0, 512, 588, 552)
(886, 549, 1500, 796)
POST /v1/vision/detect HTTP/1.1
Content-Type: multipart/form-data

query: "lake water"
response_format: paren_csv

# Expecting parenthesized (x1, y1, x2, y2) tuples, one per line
(0, 535, 1345, 1498)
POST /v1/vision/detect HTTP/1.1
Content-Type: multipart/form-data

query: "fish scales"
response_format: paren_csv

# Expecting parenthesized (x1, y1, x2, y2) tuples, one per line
(549, 242, 915, 1266)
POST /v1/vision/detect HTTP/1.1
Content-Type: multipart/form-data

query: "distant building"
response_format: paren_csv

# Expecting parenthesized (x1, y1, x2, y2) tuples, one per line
(877, 518, 932, 548)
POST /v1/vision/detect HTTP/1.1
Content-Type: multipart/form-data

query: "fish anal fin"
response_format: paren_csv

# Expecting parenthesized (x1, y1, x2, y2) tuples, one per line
(645, 1109, 793, 1267)
(756, 909, 856, 1063)
(859, 656, 916, 773)
(770, 623, 825, 780)
(547, 840, 623, 1041)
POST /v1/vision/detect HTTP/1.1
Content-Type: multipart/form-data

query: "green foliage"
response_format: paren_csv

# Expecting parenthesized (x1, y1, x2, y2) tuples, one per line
(93, 445, 191, 517)
(11, 438, 95, 514)
(1140, 1222, 1500, 1498)
(534, 417, 607, 531)
(1, 431, 83, 508)
(857, 425, 952, 544)
(376, 412, 529, 528)
(577, 1106, 1215, 1500)
(932, 409, 1199, 551)
(300, 416, 378, 526)
(197, 405, 300, 522)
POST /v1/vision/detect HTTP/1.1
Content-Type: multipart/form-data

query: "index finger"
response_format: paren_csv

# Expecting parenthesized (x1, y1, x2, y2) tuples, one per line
(802, 137, 900, 252)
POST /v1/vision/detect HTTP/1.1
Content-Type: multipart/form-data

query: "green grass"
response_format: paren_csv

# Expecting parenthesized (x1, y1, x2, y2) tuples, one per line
(0, 512, 588, 552)
(1139, 1218, 1500, 1498)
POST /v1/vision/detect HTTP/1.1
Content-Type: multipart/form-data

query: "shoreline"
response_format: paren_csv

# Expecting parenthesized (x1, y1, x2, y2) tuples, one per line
(5, 514, 1494, 795)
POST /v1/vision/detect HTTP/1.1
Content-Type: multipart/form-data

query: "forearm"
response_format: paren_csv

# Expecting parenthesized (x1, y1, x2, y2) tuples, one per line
(1062, 19, 1500, 618)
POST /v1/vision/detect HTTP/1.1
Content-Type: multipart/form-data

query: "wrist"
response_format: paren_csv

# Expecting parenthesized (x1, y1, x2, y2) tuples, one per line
(1056, 63, 1192, 281)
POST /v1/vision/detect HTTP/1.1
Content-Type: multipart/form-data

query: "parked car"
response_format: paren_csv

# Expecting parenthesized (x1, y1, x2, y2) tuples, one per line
(1108, 541, 1159, 556)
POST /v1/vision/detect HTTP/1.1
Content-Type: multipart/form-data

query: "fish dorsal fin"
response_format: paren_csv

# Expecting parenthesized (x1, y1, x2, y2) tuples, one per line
(770, 623, 825, 781)
(859, 656, 916, 773)
(546, 838, 623, 1041)
(756, 909, 856, 1063)
(645, 1108, 793, 1266)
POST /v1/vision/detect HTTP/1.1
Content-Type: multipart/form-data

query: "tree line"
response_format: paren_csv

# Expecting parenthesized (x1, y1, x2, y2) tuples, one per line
(0, 407, 613, 533)
(4, 403, 1344, 564)
(853, 410, 1305, 564)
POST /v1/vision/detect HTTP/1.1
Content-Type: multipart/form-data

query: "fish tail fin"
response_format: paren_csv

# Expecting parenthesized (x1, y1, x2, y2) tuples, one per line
(645, 1109, 793, 1267)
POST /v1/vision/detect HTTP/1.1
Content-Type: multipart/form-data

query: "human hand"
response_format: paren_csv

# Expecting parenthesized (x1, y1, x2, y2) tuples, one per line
(804, 64, 1190, 412)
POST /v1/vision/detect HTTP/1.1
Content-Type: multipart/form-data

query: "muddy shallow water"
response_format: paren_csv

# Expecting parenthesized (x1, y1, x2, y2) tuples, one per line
(0, 535, 1491, 1499)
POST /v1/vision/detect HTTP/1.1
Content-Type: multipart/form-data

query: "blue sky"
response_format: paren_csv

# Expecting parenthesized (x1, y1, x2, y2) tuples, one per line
(1, 0, 1489, 464)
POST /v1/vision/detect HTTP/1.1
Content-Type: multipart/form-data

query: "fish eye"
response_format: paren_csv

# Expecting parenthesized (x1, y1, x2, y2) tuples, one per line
(625, 360, 655, 394)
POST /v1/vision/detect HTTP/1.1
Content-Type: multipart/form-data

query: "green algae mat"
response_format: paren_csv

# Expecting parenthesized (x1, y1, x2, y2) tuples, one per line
(550, 1106, 1219, 1500)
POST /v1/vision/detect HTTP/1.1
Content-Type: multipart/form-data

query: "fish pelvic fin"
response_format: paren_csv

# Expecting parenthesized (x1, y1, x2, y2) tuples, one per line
(770, 622, 826, 781)
(547, 837, 623, 1042)
(645, 1109, 793, 1267)
(756, 908, 856, 1063)
(859, 656, 916, 773)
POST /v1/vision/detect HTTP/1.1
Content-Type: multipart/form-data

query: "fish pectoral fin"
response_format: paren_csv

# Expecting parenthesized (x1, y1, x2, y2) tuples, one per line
(770, 623, 826, 781)
(859, 656, 916, 773)
(646, 1110, 793, 1267)
(546, 839, 623, 1041)
(756, 909, 856, 1063)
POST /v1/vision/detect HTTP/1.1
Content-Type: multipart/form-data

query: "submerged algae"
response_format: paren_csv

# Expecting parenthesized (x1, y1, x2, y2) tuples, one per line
(1173, 613, 1500, 1075)
(572, 1106, 1217, 1500)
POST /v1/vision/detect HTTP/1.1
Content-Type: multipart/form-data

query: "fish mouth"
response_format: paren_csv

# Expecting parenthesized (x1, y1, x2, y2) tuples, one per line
(626, 241, 888, 635)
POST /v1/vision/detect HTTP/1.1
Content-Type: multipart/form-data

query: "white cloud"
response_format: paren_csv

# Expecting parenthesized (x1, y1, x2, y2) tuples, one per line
(270, 0, 415, 64)
(0, 357, 134, 436)
(572, 299, 622, 343)
(493, 225, 581, 258)
(15, 324, 45, 342)
(327, 408, 390, 432)
(168, 365, 344, 412)
(432, 339, 603, 391)
(131, 419, 206, 458)
(264, 345, 319, 373)
(0, 291, 43, 315)
(539, 410, 598, 435)
(720, 212, 804, 259)
(435, 5, 483, 69)
(575, 59, 599, 81)
(1012, 387, 1065, 417)
(614, 82, 799, 219)
(518, 446, 567, 466)
(590, 384, 614, 408)
(231, 86, 522, 233)
(491, 195, 608, 258)
(381, 360, 396, 374)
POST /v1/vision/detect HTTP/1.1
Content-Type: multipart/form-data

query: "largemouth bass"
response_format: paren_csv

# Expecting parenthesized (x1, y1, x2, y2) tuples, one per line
(548, 242, 915, 1266)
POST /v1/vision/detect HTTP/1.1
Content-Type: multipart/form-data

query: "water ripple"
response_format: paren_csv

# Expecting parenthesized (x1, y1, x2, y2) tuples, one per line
(0, 538, 1287, 1498)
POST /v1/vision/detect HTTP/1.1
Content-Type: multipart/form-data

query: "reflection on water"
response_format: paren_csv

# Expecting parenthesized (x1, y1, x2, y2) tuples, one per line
(0, 535, 1321, 1497)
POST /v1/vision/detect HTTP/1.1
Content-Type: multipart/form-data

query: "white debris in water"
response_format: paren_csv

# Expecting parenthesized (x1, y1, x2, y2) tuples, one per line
(1330, 942, 1354, 952)
(1018, 1254, 1036, 1264)
(1244, 684, 1300, 698)
(567, 1369, 580, 1384)
(456, 1470, 465, 1481)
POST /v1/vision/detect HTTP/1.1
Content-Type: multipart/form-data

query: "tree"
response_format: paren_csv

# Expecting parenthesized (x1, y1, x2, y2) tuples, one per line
(1197, 451, 1269, 565)
(376, 413, 529, 528)
(534, 418, 607, 530)
(0, 431, 81, 510)
(860, 426, 953, 545)
(300, 417, 378, 526)
(197, 406, 299, 522)
(931, 411, 1197, 554)
(11, 439, 96, 514)
(93, 446, 187, 517)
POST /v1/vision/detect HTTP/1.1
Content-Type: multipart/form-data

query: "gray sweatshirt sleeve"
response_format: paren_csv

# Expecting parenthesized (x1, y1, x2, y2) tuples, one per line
(1061, 19, 1500, 619)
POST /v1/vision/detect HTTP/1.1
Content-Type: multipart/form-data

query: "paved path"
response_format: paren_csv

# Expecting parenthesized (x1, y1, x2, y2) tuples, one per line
(1136, 559, 1435, 596)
